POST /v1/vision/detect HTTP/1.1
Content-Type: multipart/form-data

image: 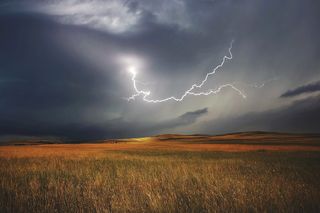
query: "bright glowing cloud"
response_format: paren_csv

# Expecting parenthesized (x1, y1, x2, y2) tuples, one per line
(32, 0, 142, 33)
(27, 0, 193, 34)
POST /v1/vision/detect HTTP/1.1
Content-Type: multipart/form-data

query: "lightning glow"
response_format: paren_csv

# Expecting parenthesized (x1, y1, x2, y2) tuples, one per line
(127, 40, 247, 103)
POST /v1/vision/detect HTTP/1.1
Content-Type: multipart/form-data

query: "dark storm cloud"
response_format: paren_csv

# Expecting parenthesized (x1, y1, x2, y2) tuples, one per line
(201, 95, 320, 134)
(0, 108, 208, 141)
(1, 0, 320, 140)
(0, 14, 127, 128)
(280, 81, 320, 98)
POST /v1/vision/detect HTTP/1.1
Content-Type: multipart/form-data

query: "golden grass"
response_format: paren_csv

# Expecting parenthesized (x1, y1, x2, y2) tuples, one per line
(1, 136, 320, 212)
(1, 133, 320, 159)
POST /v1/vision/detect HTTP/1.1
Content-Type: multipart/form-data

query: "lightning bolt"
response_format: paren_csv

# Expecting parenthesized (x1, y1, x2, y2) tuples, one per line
(248, 77, 278, 88)
(127, 40, 247, 103)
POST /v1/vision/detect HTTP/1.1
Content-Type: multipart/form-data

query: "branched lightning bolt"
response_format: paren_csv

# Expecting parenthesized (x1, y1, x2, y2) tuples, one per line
(127, 40, 247, 103)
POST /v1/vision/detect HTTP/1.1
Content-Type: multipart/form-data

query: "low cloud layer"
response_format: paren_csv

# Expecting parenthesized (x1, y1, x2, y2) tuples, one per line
(281, 81, 320, 98)
(0, 108, 207, 141)
(201, 95, 320, 134)
(155, 108, 208, 130)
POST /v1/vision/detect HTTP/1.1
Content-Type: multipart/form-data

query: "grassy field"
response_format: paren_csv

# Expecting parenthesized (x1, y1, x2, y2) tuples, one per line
(0, 132, 320, 212)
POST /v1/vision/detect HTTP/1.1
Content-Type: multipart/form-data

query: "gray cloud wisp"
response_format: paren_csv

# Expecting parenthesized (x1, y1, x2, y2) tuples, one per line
(281, 81, 320, 98)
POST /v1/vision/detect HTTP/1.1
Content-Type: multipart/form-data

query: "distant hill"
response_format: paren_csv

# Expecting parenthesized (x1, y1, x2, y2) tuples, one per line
(0, 135, 66, 146)
(2, 131, 320, 146)
(153, 131, 320, 146)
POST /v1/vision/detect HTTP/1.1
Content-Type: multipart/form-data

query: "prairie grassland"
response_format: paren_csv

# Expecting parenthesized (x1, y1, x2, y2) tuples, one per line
(0, 144, 320, 212)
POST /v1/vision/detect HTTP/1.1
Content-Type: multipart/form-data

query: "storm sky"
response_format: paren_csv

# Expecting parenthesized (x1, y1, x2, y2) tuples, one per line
(1, 0, 320, 140)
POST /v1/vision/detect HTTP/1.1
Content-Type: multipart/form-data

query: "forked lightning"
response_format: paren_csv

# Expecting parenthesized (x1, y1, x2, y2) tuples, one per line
(127, 41, 247, 103)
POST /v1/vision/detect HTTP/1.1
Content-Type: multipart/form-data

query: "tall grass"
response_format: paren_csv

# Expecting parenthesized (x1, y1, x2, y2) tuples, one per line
(0, 151, 319, 212)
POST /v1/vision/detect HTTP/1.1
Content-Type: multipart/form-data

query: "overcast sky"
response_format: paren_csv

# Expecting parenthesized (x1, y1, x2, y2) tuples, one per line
(1, 0, 320, 140)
